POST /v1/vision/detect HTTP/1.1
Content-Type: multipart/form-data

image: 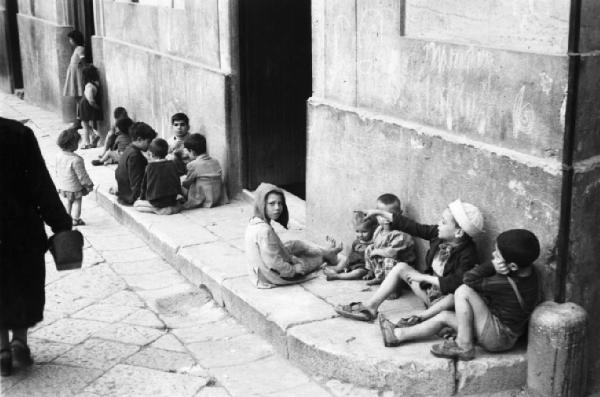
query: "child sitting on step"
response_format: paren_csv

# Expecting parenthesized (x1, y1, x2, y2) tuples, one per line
(379, 229, 540, 360)
(92, 117, 133, 166)
(324, 211, 378, 281)
(335, 199, 482, 323)
(134, 138, 183, 215)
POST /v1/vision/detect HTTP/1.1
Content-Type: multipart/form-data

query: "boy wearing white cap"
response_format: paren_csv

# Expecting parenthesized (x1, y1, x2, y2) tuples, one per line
(335, 199, 483, 323)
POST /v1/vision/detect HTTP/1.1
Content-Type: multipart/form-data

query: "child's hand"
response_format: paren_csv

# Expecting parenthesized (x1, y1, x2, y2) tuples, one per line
(495, 262, 511, 275)
(407, 273, 426, 284)
(362, 271, 374, 280)
(361, 209, 380, 219)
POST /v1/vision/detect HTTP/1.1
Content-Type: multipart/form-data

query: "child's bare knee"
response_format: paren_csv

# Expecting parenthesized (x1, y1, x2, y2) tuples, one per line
(454, 284, 475, 299)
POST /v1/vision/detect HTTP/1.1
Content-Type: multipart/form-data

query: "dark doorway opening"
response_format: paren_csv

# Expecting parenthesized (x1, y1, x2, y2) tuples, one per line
(5, 0, 23, 91)
(73, 0, 95, 62)
(239, 0, 312, 199)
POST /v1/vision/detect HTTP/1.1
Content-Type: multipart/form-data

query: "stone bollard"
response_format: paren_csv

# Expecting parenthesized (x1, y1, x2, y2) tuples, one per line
(527, 301, 588, 397)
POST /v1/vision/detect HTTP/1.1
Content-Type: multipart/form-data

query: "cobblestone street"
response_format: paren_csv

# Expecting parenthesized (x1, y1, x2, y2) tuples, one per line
(0, 93, 378, 397)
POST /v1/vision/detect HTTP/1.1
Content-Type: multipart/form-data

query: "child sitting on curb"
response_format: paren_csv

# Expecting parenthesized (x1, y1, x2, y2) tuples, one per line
(378, 229, 540, 361)
(98, 106, 128, 160)
(335, 199, 483, 323)
(114, 122, 157, 205)
(181, 133, 226, 209)
(167, 112, 191, 176)
(324, 211, 378, 281)
(92, 117, 133, 166)
(134, 138, 183, 215)
(363, 194, 416, 287)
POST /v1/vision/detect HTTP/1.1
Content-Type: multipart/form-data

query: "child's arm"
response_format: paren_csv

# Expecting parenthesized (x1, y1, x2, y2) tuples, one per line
(128, 155, 147, 201)
(257, 227, 303, 278)
(84, 83, 98, 107)
(363, 209, 438, 240)
(72, 156, 94, 190)
(463, 262, 496, 292)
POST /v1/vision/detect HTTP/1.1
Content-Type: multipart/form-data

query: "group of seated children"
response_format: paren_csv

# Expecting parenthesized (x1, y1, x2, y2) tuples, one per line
(105, 110, 225, 215)
(328, 194, 539, 361)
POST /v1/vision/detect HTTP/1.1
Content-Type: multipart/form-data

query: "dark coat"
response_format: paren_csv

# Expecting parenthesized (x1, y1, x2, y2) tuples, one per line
(0, 118, 72, 328)
(115, 145, 147, 205)
(391, 214, 479, 295)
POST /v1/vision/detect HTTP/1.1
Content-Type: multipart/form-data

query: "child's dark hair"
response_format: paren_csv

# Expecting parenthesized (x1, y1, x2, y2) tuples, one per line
(67, 30, 84, 46)
(377, 193, 402, 214)
(82, 64, 100, 85)
(497, 229, 540, 269)
(57, 128, 81, 150)
(115, 117, 133, 135)
(113, 107, 128, 120)
(148, 138, 169, 159)
(183, 133, 207, 155)
(130, 122, 157, 141)
(171, 112, 189, 125)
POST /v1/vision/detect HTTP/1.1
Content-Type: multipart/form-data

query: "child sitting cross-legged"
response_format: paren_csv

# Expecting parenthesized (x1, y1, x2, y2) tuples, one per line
(335, 199, 483, 323)
(114, 122, 157, 205)
(181, 133, 226, 210)
(323, 211, 378, 281)
(363, 194, 416, 287)
(91, 117, 133, 166)
(133, 138, 184, 215)
(378, 229, 540, 361)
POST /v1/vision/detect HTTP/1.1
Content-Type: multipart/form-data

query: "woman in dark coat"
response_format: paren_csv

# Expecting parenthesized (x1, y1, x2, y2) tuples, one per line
(0, 118, 72, 376)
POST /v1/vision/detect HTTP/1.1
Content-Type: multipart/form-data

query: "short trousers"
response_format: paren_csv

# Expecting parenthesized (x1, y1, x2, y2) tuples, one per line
(58, 189, 84, 201)
(476, 312, 519, 352)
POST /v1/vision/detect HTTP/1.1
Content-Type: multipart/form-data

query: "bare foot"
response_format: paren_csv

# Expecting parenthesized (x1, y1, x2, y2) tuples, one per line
(323, 238, 343, 264)
(366, 278, 383, 286)
(325, 273, 339, 281)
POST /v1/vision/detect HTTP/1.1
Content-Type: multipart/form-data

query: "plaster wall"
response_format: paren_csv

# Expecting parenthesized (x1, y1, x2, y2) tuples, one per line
(0, 4, 11, 92)
(308, 0, 600, 390)
(94, 0, 241, 194)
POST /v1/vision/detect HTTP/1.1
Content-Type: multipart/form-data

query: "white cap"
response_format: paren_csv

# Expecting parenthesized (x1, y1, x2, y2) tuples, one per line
(448, 199, 484, 238)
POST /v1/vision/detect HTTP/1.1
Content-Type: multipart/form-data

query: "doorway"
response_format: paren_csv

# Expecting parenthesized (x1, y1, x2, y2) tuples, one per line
(239, 0, 312, 199)
(4, 0, 23, 92)
(73, 0, 95, 62)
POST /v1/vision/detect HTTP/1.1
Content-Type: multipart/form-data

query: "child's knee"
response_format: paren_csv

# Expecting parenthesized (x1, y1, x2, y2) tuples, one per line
(455, 284, 475, 299)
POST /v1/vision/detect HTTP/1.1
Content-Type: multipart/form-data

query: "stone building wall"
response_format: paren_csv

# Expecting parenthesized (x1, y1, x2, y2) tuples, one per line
(92, 0, 241, 194)
(307, 0, 600, 391)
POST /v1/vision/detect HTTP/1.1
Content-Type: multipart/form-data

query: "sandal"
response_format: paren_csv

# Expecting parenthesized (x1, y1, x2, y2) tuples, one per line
(396, 315, 422, 328)
(378, 314, 402, 347)
(0, 349, 11, 377)
(335, 302, 377, 322)
(11, 339, 33, 368)
(72, 218, 86, 226)
(430, 339, 475, 361)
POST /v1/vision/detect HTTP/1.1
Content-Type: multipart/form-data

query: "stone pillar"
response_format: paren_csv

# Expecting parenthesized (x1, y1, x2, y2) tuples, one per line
(527, 301, 588, 397)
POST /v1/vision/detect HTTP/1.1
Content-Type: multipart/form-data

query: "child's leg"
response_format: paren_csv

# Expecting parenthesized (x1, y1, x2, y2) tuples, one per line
(416, 294, 455, 321)
(133, 200, 157, 213)
(60, 195, 73, 218)
(453, 285, 491, 350)
(363, 264, 407, 314)
(11, 328, 27, 345)
(71, 198, 82, 221)
(393, 310, 457, 343)
(82, 121, 92, 146)
(326, 268, 368, 281)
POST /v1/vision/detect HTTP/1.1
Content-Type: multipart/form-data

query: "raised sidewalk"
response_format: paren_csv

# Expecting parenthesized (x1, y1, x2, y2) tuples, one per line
(78, 148, 526, 396)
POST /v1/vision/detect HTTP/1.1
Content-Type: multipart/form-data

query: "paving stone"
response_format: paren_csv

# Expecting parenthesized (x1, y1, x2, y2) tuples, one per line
(31, 318, 108, 344)
(101, 246, 162, 263)
(110, 258, 174, 276)
(100, 289, 146, 308)
(83, 364, 208, 396)
(124, 347, 197, 373)
(122, 308, 166, 329)
(194, 386, 231, 397)
(48, 265, 127, 300)
(172, 317, 248, 344)
(210, 356, 311, 396)
(266, 382, 333, 397)
(31, 310, 63, 332)
(81, 247, 107, 268)
(187, 334, 274, 368)
(54, 338, 139, 370)
(286, 317, 455, 395)
(5, 364, 103, 396)
(72, 303, 140, 323)
(122, 269, 189, 291)
(150, 333, 188, 352)
(137, 283, 200, 312)
(154, 291, 215, 329)
(28, 338, 74, 364)
(94, 323, 165, 346)
(43, 289, 96, 315)
(84, 233, 147, 251)
(148, 221, 219, 248)
(178, 241, 248, 281)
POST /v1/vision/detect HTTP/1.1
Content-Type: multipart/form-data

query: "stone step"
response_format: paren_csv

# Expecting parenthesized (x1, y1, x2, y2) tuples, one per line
(82, 148, 526, 396)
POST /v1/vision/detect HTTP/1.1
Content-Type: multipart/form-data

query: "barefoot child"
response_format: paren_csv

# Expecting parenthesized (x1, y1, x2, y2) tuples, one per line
(114, 122, 157, 205)
(92, 117, 133, 166)
(379, 229, 540, 360)
(55, 128, 94, 226)
(97, 106, 128, 160)
(324, 211, 377, 281)
(363, 194, 416, 286)
(335, 199, 482, 323)
(133, 138, 183, 215)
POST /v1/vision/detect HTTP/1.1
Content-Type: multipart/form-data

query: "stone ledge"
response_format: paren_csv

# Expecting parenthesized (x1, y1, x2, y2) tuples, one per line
(82, 148, 527, 395)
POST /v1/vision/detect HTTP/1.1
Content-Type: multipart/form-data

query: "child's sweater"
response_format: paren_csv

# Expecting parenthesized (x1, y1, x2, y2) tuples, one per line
(391, 214, 478, 294)
(463, 263, 539, 336)
(139, 160, 182, 208)
(182, 154, 223, 209)
(55, 150, 93, 193)
(115, 145, 147, 205)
